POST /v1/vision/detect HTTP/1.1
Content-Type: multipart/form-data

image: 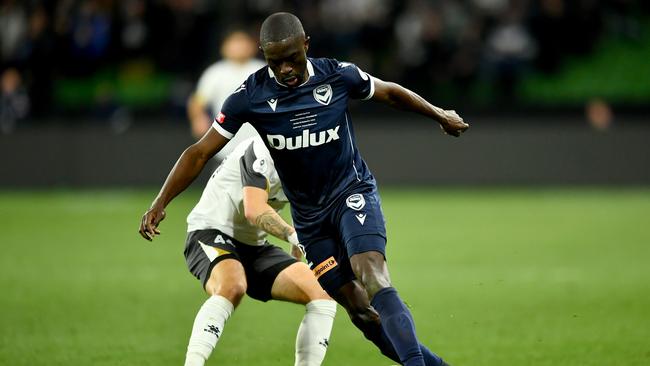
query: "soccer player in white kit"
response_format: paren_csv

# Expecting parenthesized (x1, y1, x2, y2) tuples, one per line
(187, 30, 265, 159)
(182, 135, 336, 366)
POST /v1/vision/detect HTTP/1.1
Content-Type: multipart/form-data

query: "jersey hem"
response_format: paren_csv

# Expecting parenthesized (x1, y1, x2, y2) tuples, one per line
(212, 121, 234, 139)
(363, 75, 376, 100)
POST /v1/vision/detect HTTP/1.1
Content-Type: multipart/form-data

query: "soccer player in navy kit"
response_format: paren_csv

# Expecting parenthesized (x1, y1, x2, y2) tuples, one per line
(139, 12, 468, 366)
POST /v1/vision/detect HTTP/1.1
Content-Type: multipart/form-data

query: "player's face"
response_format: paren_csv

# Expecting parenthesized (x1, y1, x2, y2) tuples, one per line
(262, 36, 309, 88)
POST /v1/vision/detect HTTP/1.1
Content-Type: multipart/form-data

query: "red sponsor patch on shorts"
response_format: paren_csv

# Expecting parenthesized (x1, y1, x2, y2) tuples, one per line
(216, 112, 226, 124)
(313, 256, 338, 279)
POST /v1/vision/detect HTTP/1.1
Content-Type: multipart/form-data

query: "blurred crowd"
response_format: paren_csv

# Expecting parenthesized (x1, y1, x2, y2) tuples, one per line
(0, 0, 647, 128)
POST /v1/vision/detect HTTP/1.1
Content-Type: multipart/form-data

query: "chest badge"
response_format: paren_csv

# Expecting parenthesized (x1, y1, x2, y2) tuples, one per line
(313, 84, 333, 105)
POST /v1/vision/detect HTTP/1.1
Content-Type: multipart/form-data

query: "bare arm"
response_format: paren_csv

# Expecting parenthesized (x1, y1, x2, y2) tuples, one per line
(242, 186, 303, 259)
(187, 93, 212, 140)
(242, 186, 295, 240)
(371, 77, 469, 137)
(138, 128, 229, 241)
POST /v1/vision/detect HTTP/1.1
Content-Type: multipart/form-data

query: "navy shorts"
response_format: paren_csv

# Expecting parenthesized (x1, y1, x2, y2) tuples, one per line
(296, 184, 387, 296)
(184, 229, 297, 301)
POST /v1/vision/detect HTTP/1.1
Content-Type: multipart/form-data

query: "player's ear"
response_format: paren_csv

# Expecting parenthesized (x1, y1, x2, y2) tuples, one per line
(304, 36, 310, 52)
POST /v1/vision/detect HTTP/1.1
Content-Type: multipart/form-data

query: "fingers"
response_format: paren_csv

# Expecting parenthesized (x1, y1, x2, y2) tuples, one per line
(139, 216, 153, 241)
(441, 110, 469, 137)
(138, 209, 163, 241)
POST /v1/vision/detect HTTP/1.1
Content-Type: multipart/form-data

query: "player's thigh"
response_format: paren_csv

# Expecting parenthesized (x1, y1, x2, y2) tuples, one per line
(348, 245, 392, 298)
(239, 243, 297, 302)
(184, 229, 247, 303)
(271, 262, 330, 304)
(205, 259, 247, 303)
(337, 190, 387, 257)
(303, 236, 356, 298)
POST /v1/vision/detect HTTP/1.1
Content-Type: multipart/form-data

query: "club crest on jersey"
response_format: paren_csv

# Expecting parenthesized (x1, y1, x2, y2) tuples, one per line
(346, 194, 366, 211)
(313, 84, 333, 105)
(267, 98, 278, 111)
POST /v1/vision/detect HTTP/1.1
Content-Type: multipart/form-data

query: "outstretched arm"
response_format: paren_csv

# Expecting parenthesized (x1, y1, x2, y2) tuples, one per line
(139, 128, 228, 241)
(371, 77, 469, 137)
(242, 186, 302, 259)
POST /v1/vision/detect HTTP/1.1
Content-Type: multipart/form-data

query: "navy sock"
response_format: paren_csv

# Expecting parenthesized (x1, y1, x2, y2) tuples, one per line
(419, 343, 445, 366)
(371, 287, 425, 366)
(375, 326, 444, 366)
(361, 318, 444, 366)
(359, 316, 401, 362)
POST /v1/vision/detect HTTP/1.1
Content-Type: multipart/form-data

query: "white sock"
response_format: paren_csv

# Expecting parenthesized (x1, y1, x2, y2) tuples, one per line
(184, 295, 234, 366)
(295, 299, 337, 366)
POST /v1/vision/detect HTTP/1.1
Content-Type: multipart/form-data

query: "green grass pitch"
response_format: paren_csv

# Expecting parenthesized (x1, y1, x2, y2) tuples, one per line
(1, 188, 649, 365)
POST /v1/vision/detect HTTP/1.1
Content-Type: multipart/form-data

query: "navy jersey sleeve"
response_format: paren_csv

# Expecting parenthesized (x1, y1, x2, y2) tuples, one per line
(211, 83, 250, 139)
(338, 61, 375, 100)
(240, 140, 271, 191)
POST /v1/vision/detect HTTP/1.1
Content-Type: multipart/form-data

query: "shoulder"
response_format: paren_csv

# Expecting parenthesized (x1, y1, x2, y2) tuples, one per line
(309, 57, 352, 77)
(202, 61, 230, 78)
(222, 71, 260, 107)
(239, 136, 275, 188)
(248, 59, 267, 70)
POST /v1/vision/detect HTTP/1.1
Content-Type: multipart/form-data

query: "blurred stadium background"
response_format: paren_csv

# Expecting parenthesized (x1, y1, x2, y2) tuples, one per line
(1, 1, 649, 365)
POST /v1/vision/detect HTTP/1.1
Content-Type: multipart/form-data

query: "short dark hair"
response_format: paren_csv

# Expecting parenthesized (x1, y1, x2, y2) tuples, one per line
(260, 12, 305, 45)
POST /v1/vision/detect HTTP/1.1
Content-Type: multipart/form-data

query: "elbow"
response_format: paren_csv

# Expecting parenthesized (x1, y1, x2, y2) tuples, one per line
(185, 143, 210, 164)
(382, 84, 402, 108)
(243, 203, 261, 226)
(244, 209, 258, 226)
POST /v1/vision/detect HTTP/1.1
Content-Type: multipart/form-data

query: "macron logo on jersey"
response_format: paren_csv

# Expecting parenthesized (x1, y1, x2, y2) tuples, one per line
(267, 98, 278, 111)
(267, 126, 340, 150)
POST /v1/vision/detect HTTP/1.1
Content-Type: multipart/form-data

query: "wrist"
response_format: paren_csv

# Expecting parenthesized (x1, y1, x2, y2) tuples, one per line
(287, 231, 299, 245)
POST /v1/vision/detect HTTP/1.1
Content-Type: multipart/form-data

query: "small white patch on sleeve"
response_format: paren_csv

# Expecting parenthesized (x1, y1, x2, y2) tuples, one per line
(252, 157, 268, 175)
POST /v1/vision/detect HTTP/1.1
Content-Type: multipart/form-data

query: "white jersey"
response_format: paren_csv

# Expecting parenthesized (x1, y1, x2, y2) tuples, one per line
(195, 58, 266, 160)
(196, 58, 266, 116)
(186, 136, 288, 246)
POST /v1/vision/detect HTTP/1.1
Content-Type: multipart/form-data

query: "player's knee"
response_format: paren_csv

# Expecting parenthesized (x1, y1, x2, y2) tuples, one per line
(209, 279, 247, 305)
(363, 278, 391, 299)
(350, 252, 391, 298)
(347, 305, 380, 331)
(305, 285, 331, 302)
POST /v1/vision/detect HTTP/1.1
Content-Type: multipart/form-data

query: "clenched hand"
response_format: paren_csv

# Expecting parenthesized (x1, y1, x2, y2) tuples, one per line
(439, 110, 469, 137)
(139, 204, 166, 241)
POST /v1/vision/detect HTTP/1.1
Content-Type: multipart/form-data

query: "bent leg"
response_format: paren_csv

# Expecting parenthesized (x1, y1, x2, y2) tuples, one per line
(333, 280, 402, 363)
(185, 259, 247, 366)
(350, 246, 441, 366)
(271, 262, 336, 366)
(271, 262, 330, 304)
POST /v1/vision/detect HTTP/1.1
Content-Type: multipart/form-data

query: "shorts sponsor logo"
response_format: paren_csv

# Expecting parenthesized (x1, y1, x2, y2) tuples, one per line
(346, 193, 365, 211)
(313, 256, 338, 278)
(216, 112, 226, 124)
(313, 84, 333, 105)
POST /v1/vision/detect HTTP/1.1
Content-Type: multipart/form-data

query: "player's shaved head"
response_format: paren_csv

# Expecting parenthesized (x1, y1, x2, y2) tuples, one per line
(260, 12, 305, 46)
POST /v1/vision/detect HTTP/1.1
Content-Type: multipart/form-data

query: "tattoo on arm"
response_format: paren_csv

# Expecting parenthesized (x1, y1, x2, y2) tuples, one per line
(255, 209, 294, 241)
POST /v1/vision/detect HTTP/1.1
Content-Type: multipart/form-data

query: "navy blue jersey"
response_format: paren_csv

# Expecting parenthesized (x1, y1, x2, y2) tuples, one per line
(213, 58, 376, 224)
